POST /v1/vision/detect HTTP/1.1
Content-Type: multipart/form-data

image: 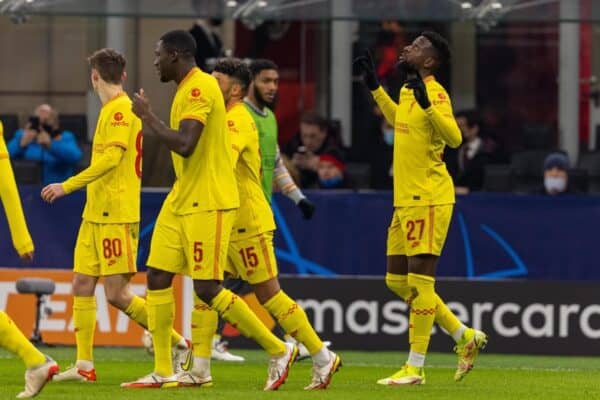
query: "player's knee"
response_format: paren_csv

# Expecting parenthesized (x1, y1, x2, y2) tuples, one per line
(104, 287, 130, 310)
(385, 273, 411, 301)
(193, 280, 221, 304)
(72, 274, 96, 296)
(146, 267, 174, 290)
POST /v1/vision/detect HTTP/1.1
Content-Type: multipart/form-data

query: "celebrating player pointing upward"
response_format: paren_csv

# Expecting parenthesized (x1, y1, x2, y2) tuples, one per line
(355, 31, 487, 385)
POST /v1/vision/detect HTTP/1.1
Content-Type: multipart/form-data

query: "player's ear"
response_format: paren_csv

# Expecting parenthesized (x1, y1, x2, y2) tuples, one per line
(121, 71, 127, 83)
(423, 56, 436, 71)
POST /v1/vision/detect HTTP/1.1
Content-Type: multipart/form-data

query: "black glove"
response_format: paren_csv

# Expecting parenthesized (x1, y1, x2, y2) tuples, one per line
(405, 73, 431, 109)
(353, 50, 379, 91)
(297, 198, 315, 220)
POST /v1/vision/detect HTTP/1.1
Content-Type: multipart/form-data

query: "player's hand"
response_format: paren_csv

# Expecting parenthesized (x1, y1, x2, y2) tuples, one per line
(41, 183, 66, 204)
(405, 72, 431, 109)
(37, 131, 52, 148)
(19, 251, 34, 263)
(353, 50, 380, 91)
(297, 198, 315, 220)
(132, 89, 152, 119)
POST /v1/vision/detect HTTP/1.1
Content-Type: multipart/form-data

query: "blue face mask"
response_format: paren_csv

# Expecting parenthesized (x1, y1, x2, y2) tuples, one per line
(319, 175, 343, 188)
(383, 128, 394, 146)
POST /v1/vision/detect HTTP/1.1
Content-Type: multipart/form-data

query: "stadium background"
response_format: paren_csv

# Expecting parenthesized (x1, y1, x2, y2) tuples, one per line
(1, 0, 600, 362)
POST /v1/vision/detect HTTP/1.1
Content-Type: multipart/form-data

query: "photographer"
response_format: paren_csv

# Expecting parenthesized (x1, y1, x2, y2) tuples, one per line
(8, 104, 82, 185)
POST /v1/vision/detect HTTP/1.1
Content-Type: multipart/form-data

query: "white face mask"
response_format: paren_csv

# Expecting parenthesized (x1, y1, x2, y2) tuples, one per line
(544, 176, 567, 194)
(383, 128, 394, 146)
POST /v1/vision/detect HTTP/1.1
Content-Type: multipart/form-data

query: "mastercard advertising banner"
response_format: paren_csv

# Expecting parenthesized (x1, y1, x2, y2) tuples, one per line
(0, 268, 188, 346)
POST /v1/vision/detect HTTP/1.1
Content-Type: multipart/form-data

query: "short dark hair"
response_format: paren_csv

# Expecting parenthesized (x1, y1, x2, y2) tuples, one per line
(300, 111, 328, 131)
(159, 29, 197, 59)
(87, 48, 126, 85)
(455, 109, 481, 129)
(421, 31, 450, 70)
(213, 58, 252, 92)
(249, 59, 278, 77)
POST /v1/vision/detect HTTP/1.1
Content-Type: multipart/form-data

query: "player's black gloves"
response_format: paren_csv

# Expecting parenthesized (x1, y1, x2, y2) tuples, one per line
(353, 50, 380, 91)
(297, 198, 315, 220)
(405, 73, 431, 109)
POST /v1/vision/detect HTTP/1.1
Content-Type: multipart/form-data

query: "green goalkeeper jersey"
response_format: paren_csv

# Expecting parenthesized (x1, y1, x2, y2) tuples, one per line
(244, 99, 278, 201)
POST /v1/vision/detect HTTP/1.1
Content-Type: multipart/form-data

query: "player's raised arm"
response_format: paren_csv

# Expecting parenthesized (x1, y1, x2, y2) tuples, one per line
(353, 51, 397, 126)
(0, 130, 34, 261)
(132, 88, 203, 158)
(273, 145, 315, 219)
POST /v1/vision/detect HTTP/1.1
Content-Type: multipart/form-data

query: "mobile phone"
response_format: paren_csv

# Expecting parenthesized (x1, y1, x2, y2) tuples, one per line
(28, 116, 40, 131)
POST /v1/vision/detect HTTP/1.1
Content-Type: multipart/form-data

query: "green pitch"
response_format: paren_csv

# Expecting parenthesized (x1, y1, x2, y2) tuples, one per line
(1, 347, 599, 399)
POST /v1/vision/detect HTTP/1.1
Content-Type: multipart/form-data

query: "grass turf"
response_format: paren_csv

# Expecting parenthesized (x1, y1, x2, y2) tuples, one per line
(1, 347, 599, 400)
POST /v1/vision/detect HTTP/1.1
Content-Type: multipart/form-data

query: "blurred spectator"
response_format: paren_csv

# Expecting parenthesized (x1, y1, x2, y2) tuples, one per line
(369, 118, 394, 190)
(535, 152, 580, 196)
(316, 149, 349, 189)
(189, 18, 224, 71)
(8, 104, 81, 185)
(283, 111, 344, 188)
(446, 110, 491, 194)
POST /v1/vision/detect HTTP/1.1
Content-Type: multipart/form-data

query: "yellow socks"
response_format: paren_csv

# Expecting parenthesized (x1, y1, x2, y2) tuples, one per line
(73, 296, 96, 363)
(407, 273, 436, 356)
(191, 296, 218, 358)
(385, 273, 413, 300)
(147, 287, 175, 377)
(124, 295, 184, 347)
(387, 273, 463, 340)
(434, 294, 463, 337)
(264, 290, 323, 355)
(211, 288, 285, 356)
(0, 311, 46, 368)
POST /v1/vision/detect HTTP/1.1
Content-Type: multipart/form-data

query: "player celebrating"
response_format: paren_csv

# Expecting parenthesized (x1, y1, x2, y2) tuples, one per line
(175, 58, 340, 390)
(122, 30, 296, 390)
(354, 32, 487, 385)
(41, 48, 191, 383)
(0, 122, 59, 398)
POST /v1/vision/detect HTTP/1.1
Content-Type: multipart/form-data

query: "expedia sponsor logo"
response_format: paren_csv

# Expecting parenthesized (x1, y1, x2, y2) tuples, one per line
(111, 111, 129, 127)
(227, 120, 238, 133)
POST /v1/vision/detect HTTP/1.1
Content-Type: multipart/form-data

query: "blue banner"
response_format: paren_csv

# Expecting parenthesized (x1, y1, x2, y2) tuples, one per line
(1, 187, 597, 280)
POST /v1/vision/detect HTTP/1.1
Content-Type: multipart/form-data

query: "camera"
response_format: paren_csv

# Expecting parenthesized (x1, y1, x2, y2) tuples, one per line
(28, 115, 40, 131)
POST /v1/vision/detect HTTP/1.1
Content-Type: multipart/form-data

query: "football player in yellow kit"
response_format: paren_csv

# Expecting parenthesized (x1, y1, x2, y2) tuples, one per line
(42, 48, 190, 383)
(122, 30, 295, 390)
(354, 31, 487, 385)
(1, 122, 59, 398)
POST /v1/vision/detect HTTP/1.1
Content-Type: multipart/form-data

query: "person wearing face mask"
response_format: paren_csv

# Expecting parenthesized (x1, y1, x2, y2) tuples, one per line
(536, 152, 579, 196)
(316, 150, 349, 189)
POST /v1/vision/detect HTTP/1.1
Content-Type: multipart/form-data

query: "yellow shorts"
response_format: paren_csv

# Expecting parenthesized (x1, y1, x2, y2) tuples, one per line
(386, 204, 453, 257)
(73, 221, 139, 276)
(225, 232, 278, 285)
(146, 204, 235, 280)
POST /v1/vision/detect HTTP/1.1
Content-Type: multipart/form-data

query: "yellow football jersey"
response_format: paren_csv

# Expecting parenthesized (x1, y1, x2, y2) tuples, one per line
(167, 67, 239, 214)
(372, 76, 462, 207)
(82, 93, 142, 223)
(227, 102, 275, 241)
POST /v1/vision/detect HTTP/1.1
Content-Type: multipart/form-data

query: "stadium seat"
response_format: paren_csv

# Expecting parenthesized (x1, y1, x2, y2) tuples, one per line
(12, 160, 42, 184)
(59, 114, 88, 143)
(345, 162, 371, 189)
(567, 168, 589, 193)
(16, 278, 56, 345)
(578, 151, 600, 193)
(482, 164, 513, 192)
(0, 113, 19, 141)
(510, 150, 552, 193)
